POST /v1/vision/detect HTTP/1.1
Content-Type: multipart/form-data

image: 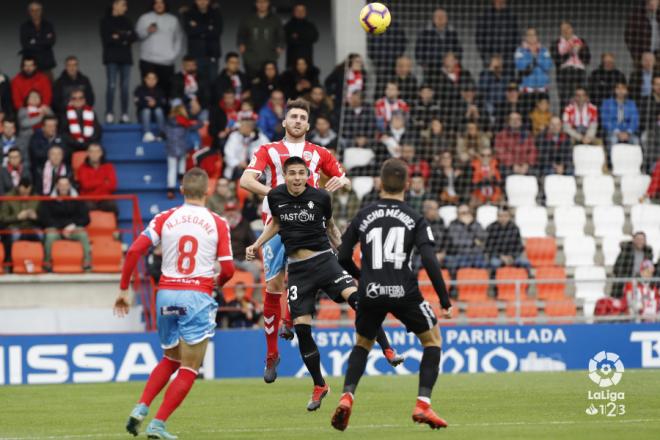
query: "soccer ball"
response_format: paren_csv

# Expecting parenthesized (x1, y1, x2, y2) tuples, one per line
(359, 3, 391, 35)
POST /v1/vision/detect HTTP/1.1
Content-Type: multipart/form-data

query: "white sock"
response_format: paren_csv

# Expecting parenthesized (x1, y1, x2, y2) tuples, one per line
(417, 396, 431, 404)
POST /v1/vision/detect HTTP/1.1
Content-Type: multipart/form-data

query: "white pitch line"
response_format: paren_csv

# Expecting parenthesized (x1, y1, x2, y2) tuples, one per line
(2, 418, 659, 439)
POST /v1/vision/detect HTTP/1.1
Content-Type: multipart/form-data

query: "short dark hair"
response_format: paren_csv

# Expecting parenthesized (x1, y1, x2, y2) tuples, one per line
(380, 158, 408, 194)
(3, 118, 15, 125)
(182, 167, 209, 199)
(225, 52, 240, 62)
(283, 156, 308, 173)
(21, 56, 36, 66)
(65, 55, 78, 63)
(285, 98, 310, 117)
(18, 177, 33, 188)
(7, 147, 21, 156)
(42, 115, 58, 125)
(182, 54, 196, 63)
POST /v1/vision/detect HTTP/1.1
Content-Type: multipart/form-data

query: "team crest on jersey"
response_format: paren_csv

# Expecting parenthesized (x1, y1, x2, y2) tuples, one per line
(303, 151, 313, 162)
(308, 201, 314, 209)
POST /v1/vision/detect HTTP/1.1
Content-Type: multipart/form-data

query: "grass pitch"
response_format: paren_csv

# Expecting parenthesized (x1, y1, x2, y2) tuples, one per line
(1, 370, 659, 440)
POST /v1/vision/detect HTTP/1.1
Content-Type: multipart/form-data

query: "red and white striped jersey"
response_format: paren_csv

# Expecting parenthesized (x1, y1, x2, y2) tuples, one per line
(562, 102, 598, 129)
(143, 204, 233, 295)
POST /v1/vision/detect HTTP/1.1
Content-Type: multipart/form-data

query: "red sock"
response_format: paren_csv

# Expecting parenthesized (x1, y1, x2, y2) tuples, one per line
(139, 356, 180, 406)
(264, 291, 282, 357)
(154, 367, 197, 422)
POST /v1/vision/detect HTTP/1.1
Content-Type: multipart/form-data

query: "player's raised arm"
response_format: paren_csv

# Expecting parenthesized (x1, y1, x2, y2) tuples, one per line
(246, 218, 281, 261)
(318, 145, 351, 192)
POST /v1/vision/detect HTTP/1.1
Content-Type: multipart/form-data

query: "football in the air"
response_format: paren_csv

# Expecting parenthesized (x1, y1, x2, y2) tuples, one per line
(359, 2, 391, 35)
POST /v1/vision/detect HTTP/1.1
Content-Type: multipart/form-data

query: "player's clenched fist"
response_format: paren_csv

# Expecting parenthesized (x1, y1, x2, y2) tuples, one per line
(441, 307, 453, 319)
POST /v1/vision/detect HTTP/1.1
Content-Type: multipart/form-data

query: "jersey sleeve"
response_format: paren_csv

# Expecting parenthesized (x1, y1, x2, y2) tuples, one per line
(244, 145, 270, 175)
(322, 190, 333, 220)
(266, 190, 279, 218)
(337, 215, 361, 279)
(414, 217, 437, 250)
(142, 209, 173, 246)
(213, 214, 233, 262)
(318, 146, 345, 178)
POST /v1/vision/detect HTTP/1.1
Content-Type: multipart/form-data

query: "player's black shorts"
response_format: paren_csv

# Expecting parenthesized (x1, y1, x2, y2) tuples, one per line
(356, 293, 438, 339)
(286, 250, 355, 319)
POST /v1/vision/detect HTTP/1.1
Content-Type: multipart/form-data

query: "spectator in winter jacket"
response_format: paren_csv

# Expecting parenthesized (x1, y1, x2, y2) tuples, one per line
(529, 98, 552, 136)
(0, 177, 42, 254)
(257, 89, 285, 140)
(428, 148, 465, 205)
(308, 115, 337, 150)
(250, 61, 281, 112)
(537, 116, 573, 176)
(206, 178, 233, 215)
(613, 232, 654, 297)
(376, 56, 418, 106)
(135, 0, 184, 98)
(15, 90, 53, 162)
(515, 28, 553, 115)
(445, 204, 487, 276)
(476, 0, 520, 77)
(432, 52, 473, 128)
(410, 85, 440, 141)
(331, 186, 361, 229)
(494, 82, 525, 131)
(76, 143, 118, 215)
(223, 111, 269, 179)
(367, 19, 407, 78)
(170, 56, 210, 121)
(415, 7, 462, 80)
(623, 259, 660, 319)
(600, 82, 640, 152)
(213, 52, 250, 106)
(494, 112, 538, 176)
(562, 87, 600, 145)
(1, 120, 17, 166)
(20, 2, 56, 75)
(181, 0, 223, 83)
(479, 55, 510, 127)
(38, 175, 91, 267)
(237, 0, 285, 79)
(485, 206, 528, 271)
(374, 81, 410, 131)
(284, 3, 319, 68)
(625, 0, 660, 67)
(52, 56, 95, 117)
(470, 147, 502, 206)
(279, 57, 320, 100)
(223, 201, 261, 284)
(339, 91, 376, 143)
(324, 54, 367, 115)
(0, 72, 14, 119)
(551, 21, 591, 108)
(456, 121, 490, 166)
(165, 103, 201, 196)
(134, 71, 167, 142)
(101, 0, 137, 124)
(629, 52, 659, 104)
(11, 57, 52, 111)
(0, 148, 31, 195)
(59, 89, 102, 152)
(35, 145, 70, 195)
(588, 53, 627, 107)
(28, 116, 60, 177)
(401, 144, 430, 184)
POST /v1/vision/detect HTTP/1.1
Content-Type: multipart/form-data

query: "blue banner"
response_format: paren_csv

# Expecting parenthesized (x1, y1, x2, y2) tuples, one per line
(2, 323, 660, 385)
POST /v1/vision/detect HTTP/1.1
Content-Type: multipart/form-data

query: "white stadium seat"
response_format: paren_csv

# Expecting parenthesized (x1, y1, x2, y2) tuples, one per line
(611, 144, 642, 176)
(351, 176, 374, 200)
(476, 205, 498, 229)
(592, 205, 625, 238)
(544, 175, 576, 207)
(439, 205, 457, 226)
(630, 204, 660, 236)
(646, 231, 660, 261)
(573, 145, 605, 176)
(601, 235, 630, 266)
(553, 206, 586, 237)
(582, 175, 614, 206)
(342, 147, 375, 171)
(620, 175, 651, 205)
(574, 266, 607, 317)
(505, 175, 538, 207)
(515, 206, 548, 238)
(563, 236, 596, 266)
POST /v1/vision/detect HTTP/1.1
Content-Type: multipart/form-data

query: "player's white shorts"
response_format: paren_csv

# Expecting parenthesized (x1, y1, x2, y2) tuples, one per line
(156, 289, 218, 349)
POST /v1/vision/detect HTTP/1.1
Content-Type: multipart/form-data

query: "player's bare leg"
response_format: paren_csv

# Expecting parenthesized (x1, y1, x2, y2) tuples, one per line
(331, 333, 375, 431)
(411, 327, 448, 430)
(126, 346, 181, 436)
(145, 339, 208, 439)
(340, 287, 404, 367)
(293, 314, 329, 411)
(263, 272, 285, 383)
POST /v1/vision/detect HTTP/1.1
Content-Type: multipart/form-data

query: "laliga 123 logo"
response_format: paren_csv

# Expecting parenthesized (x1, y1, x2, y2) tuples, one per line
(585, 351, 626, 417)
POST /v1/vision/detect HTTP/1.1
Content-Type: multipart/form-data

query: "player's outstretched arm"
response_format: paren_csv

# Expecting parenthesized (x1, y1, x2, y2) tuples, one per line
(246, 218, 280, 261)
(324, 175, 351, 193)
(239, 170, 271, 197)
(419, 243, 453, 319)
(327, 217, 342, 249)
(114, 234, 152, 317)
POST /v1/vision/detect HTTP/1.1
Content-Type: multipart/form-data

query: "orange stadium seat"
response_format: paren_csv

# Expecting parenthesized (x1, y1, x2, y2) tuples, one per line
(51, 240, 84, 273)
(223, 270, 256, 302)
(0, 245, 4, 273)
(535, 266, 567, 300)
(456, 268, 489, 302)
(466, 301, 499, 319)
(505, 301, 539, 318)
(352, 244, 362, 269)
(495, 267, 529, 301)
(71, 151, 88, 180)
(316, 298, 341, 327)
(11, 241, 44, 274)
(418, 269, 451, 300)
(91, 238, 122, 273)
(87, 210, 117, 241)
(525, 237, 557, 268)
(544, 299, 577, 317)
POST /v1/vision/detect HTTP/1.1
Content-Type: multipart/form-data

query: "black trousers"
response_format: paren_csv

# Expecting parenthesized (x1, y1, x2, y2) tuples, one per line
(139, 60, 175, 99)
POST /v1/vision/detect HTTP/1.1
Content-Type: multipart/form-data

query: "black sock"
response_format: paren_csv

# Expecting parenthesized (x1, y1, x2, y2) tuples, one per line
(347, 293, 392, 352)
(343, 345, 369, 394)
(418, 347, 441, 399)
(294, 324, 325, 387)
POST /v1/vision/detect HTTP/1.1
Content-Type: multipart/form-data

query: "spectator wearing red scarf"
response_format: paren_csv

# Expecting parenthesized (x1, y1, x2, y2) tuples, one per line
(77, 142, 118, 216)
(59, 88, 101, 152)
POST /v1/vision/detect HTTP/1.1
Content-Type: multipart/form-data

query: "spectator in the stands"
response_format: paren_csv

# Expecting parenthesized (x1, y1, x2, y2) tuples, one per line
(0, 71, 14, 119)
(28, 115, 60, 176)
(165, 102, 201, 197)
(0, 148, 31, 195)
(529, 98, 552, 136)
(213, 52, 250, 107)
(600, 82, 640, 153)
(52, 56, 95, 116)
(445, 204, 487, 275)
(331, 186, 360, 229)
(237, 0, 285, 79)
(218, 281, 262, 328)
(60, 89, 102, 152)
(280, 57, 320, 100)
(515, 27, 552, 116)
(485, 206, 528, 272)
(479, 54, 510, 127)
(224, 110, 269, 179)
(588, 53, 627, 107)
(325, 53, 367, 114)
(641, 159, 660, 202)
(250, 61, 281, 111)
(217, 89, 241, 131)
(360, 176, 381, 208)
(640, 76, 660, 171)
(170, 55, 210, 122)
(20, 2, 56, 78)
(76, 143, 118, 215)
(16, 90, 53, 161)
(494, 112, 537, 177)
(629, 52, 659, 104)
(306, 85, 334, 128)
(415, 7, 462, 82)
(257, 89, 285, 141)
(476, 0, 520, 77)
(39, 175, 91, 269)
(420, 117, 451, 160)
(563, 87, 600, 145)
(11, 56, 52, 111)
(625, 0, 660, 67)
(402, 144, 430, 184)
(374, 81, 410, 131)
(457, 81, 489, 131)
(470, 146, 503, 206)
(1, 120, 17, 165)
(456, 121, 490, 166)
(551, 20, 591, 109)
(284, 2, 319, 68)
(101, 0, 137, 124)
(181, 0, 223, 83)
(406, 174, 428, 214)
(378, 111, 412, 159)
(35, 145, 69, 195)
(495, 81, 524, 131)
(613, 232, 654, 297)
(340, 91, 375, 143)
(0, 177, 41, 253)
(623, 260, 660, 319)
(410, 85, 440, 137)
(433, 52, 472, 125)
(207, 177, 233, 214)
(367, 10, 406, 78)
(376, 56, 418, 106)
(537, 115, 573, 176)
(422, 199, 446, 258)
(309, 115, 337, 150)
(224, 201, 261, 284)
(136, 0, 184, 98)
(134, 71, 167, 142)
(429, 150, 464, 205)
